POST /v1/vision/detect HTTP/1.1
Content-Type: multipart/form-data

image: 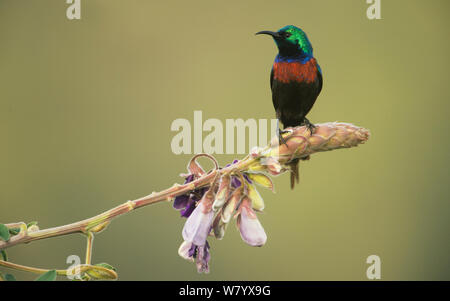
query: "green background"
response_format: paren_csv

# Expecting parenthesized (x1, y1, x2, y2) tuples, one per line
(1, 0, 449, 280)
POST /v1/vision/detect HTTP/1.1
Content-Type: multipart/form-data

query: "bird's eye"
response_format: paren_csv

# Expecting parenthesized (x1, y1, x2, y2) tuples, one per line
(284, 32, 292, 38)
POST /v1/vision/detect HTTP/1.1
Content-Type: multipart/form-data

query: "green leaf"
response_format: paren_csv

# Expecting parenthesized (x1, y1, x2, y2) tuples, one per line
(246, 172, 274, 191)
(94, 263, 116, 271)
(8, 228, 20, 236)
(247, 183, 265, 212)
(85, 263, 118, 280)
(0, 224, 10, 241)
(1, 250, 7, 261)
(27, 221, 38, 228)
(4, 273, 16, 281)
(35, 270, 57, 281)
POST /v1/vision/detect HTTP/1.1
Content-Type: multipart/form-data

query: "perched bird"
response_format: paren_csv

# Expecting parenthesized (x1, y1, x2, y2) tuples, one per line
(256, 25, 323, 189)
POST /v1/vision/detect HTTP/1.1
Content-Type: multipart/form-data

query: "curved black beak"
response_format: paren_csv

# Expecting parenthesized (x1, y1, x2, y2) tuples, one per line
(255, 30, 281, 38)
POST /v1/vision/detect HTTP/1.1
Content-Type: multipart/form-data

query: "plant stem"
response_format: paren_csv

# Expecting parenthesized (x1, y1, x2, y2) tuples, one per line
(0, 158, 253, 251)
(0, 123, 369, 252)
(0, 260, 67, 276)
(85, 232, 94, 265)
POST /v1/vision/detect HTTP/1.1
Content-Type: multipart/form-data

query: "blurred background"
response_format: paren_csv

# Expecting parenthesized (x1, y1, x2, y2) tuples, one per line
(1, 0, 449, 280)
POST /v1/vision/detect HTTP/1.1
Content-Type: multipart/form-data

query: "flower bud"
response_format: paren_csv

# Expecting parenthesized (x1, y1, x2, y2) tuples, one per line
(213, 175, 230, 211)
(27, 225, 40, 233)
(260, 156, 282, 175)
(237, 197, 267, 247)
(221, 188, 242, 224)
(250, 146, 263, 158)
(246, 183, 265, 212)
(212, 214, 226, 240)
(246, 173, 274, 191)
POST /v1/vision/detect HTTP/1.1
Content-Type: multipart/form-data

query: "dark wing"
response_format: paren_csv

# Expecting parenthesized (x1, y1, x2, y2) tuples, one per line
(270, 67, 279, 114)
(270, 67, 274, 90)
(316, 69, 323, 96)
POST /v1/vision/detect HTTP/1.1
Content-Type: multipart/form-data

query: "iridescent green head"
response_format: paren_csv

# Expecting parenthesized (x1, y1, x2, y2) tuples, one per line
(256, 25, 313, 59)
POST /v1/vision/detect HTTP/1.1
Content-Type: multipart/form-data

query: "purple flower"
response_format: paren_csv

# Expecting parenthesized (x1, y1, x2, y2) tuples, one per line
(174, 158, 272, 274)
(178, 240, 211, 273)
(174, 160, 248, 217)
(180, 196, 196, 218)
(182, 197, 214, 245)
(173, 194, 189, 210)
(195, 242, 211, 273)
(231, 174, 252, 189)
(173, 174, 207, 218)
(179, 186, 216, 273)
(237, 197, 267, 247)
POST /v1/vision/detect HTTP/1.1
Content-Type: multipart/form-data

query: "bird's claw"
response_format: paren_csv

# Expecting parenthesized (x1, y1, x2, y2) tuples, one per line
(303, 118, 316, 135)
(278, 129, 290, 146)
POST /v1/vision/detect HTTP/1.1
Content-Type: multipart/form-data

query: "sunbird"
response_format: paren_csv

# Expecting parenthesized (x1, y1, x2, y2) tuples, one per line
(257, 25, 323, 188)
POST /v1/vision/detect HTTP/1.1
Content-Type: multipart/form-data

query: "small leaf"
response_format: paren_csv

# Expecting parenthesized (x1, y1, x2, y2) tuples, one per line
(246, 173, 274, 191)
(94, 263, 116, 271)
(27, 225, 39, 232)
(0, 224, 10, 241)
(85, 264, 118, 280)
(247, 162, 265, 172)
(8, 228, 20, 236)
(27, 221, 38, 228)
(4, 274, 16, 281)
(1, 250, 8, 261)
(35, 270, 57, 281)
(247, 184, 265, 212)
(89, 221, 109, 233)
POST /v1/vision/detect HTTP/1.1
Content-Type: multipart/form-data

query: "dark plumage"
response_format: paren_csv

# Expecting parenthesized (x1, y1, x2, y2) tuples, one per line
(270, 59, 322, 128)
(257, 25, 323, 188)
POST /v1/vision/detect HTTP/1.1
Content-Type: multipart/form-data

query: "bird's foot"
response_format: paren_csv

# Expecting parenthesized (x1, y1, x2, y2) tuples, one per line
(277, 129, 289, 146)
(303, 118, 316, 135)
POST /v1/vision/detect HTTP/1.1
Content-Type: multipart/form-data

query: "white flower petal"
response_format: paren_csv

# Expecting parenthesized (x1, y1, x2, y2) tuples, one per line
(178, 241, 194, 262)
(238, 206, 267, 247)
(182, 201, 214, 246)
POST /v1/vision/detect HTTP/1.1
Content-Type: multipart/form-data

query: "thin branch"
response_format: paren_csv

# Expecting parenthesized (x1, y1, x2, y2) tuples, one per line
(0, 122, 369, 252)
(85, 232, 94, 265)
(0, 260, 67, 276)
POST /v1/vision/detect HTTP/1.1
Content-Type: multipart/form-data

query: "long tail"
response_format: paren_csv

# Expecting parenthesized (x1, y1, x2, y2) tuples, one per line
(289, 158, 300, 190)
